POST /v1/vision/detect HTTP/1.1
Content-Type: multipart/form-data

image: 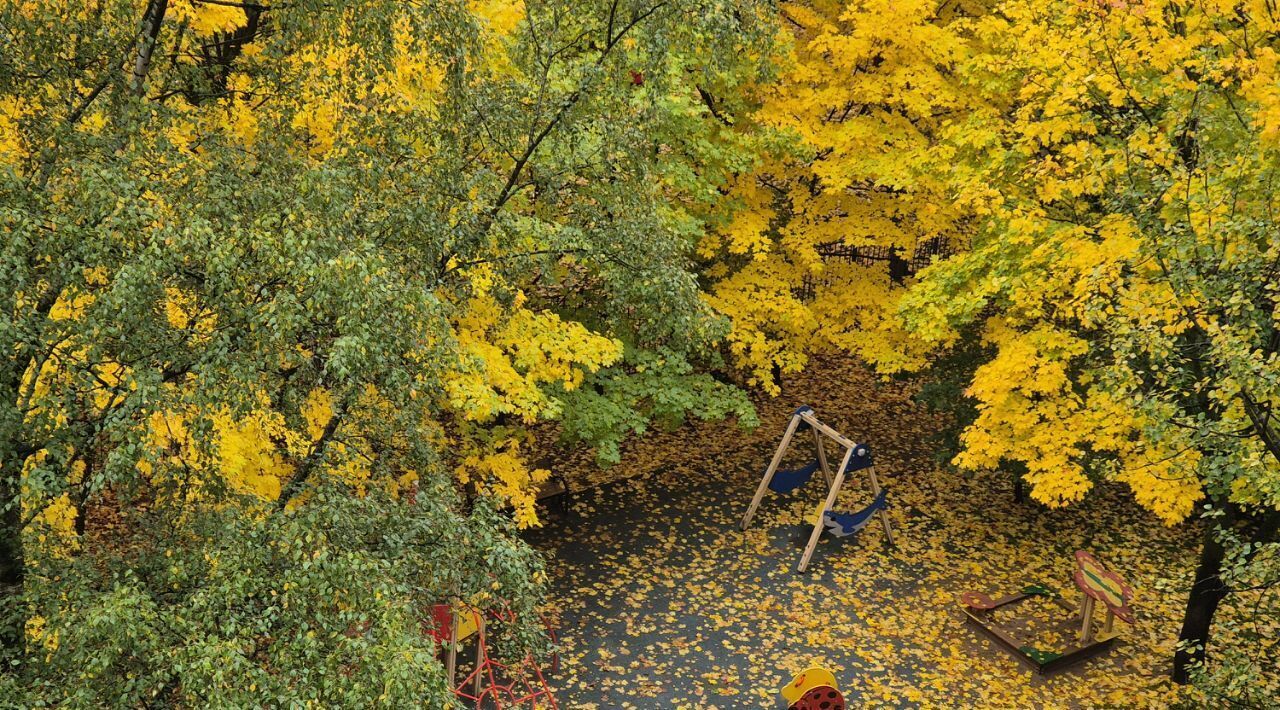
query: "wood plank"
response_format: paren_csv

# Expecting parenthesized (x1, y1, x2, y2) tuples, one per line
(797, 444, 855, 572)
(741, 413, 802, 530)
(813, 426, 834, 487)
(963, 610, 1043, 672)
(865, 464, 895, 547)
(535, 477, 566, 500)
(965, 598, 1122, 675)
(797, 411, 858, 449)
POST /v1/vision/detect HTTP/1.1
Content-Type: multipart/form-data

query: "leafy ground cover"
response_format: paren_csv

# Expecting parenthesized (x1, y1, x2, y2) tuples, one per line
(529, 356, 1205, 708)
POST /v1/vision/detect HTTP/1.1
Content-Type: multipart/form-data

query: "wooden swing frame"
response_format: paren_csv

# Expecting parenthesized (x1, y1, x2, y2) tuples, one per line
(741, 406, 895, 572)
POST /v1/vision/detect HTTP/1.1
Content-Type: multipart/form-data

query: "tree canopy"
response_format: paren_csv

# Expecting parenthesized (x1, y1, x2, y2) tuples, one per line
(1, 0, 770, 704)
(3, 0, 1279, 705)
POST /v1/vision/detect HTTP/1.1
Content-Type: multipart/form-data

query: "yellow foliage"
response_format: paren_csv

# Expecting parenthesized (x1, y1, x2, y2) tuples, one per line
(25, 615, 58, 654)
(169, 0, 247, 37)
(469, 0, 524, 36)
(375, 15, 447, 112)
(218, 73, 260, 146)
(139, 384, 378, 509)
(163, 287, 217, 334)
(0, 95, 31, 169)
(445, 292, 622, 423)
(469, 0, 525, 74)
(704, 0, 971, 392)
(20, 455, 82, 555)
(457, 438, 549, 528)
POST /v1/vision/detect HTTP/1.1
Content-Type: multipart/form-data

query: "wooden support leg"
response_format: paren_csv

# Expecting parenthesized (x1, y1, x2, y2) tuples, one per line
(473, 613, 485, 697)
(1103, 609, 1115, 636)
(445, 611, 459, 687)
(814, 428, 834, 488)
(741, 414, 803, 530)
(866, 465, 896, 547)
(797, 445, 855, 573)
(1078, 596, 1095, 644)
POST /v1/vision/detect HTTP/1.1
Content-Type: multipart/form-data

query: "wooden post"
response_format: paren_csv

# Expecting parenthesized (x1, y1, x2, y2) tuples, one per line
(865, 464, 896, 547)
(741, 413, 803, 530)
(445, 609, 459, 687)
(473, 612, 485, 697)
(797, 444, 856, 573)
(1102, 609, 1115, 636)
(1078, 596, 1095, 644)
(797, 411, 857, 448)
(814, 427, 834, 488)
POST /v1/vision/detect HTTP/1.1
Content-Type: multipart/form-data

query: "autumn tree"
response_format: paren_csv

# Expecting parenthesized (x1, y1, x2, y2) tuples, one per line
(696, 0, 985, 393)
(0, 0, 771, 703)
(698, 0, 1279, 692)
(882, 0, 1280, 689)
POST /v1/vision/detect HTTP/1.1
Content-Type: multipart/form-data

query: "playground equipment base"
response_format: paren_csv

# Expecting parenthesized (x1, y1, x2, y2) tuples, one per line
(961, 591, 1119, 675)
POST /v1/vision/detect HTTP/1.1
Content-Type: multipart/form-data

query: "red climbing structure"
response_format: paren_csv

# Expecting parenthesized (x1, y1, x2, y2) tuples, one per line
(431, 602, 559, 709)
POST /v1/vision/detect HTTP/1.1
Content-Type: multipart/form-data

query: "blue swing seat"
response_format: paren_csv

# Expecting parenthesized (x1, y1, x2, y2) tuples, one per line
(768, 459, 820, 494)
(822, 488, 888, 537)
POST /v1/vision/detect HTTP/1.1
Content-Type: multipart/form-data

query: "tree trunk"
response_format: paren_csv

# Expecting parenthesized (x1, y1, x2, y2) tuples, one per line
(131, 0, 169, 95)
(0, 466, 24, 654)
(1172, 520, 1228, 684)
(0, 488, 21, 589)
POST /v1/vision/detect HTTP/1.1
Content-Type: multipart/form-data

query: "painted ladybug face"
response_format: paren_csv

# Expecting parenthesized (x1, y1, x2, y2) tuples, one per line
(789, 685, 846, 710)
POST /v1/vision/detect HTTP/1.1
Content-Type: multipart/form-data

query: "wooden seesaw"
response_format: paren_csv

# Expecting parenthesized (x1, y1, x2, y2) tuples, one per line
(741, 406, 895, 572)
(959, 551, 1135, 674)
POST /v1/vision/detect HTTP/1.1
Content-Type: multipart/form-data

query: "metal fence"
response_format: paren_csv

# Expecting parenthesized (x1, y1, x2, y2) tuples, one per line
(793, 236, 957, 301)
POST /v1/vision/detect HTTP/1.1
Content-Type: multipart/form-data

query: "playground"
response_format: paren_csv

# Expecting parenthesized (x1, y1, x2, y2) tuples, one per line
(525, 356, 1208, 708)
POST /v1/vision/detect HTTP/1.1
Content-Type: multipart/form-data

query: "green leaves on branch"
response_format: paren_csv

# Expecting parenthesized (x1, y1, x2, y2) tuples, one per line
(557, 347, 757, 466)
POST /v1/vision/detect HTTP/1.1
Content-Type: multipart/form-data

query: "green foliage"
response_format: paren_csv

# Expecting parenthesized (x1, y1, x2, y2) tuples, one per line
(1179, 522, 1280, 706)
(4, 482, 545, 708)
(909, 331, 992, 468)
(1, 0, 778, 703)
(557, 347, 758, 465)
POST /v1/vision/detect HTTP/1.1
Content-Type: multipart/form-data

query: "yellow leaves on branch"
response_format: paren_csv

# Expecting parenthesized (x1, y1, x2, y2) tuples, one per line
(703, 0, 970, 391)
(376, 15, 447, 111)
(169, 0, 248, 37)
(286, 39, 363, 158)
(956, 321, 1093, 505)
(439, 286, 620, 526)
(1241, 46, 1280, 144)
(216, 73, 261, 147)
(137, 386, 376, 509)
(20, 455, 84, 554)
(25, 614, 58, 655)
(955, 320, 1203, 524)
(711, 181, 776, 258)
(704, 258, 817, 395)
(163, 287, 217, 334)
(469, 0, 525, 37)
(706, 251, 928, 395)
(457, 438, 549, 528)
(468, 0, 525, 75)
(142, 403, 288, 504)
(0, 95, 31, 170)
(445, 292, 622, 424)
(278, 2, 527, 159)
(1113, 440, 1205, 526)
